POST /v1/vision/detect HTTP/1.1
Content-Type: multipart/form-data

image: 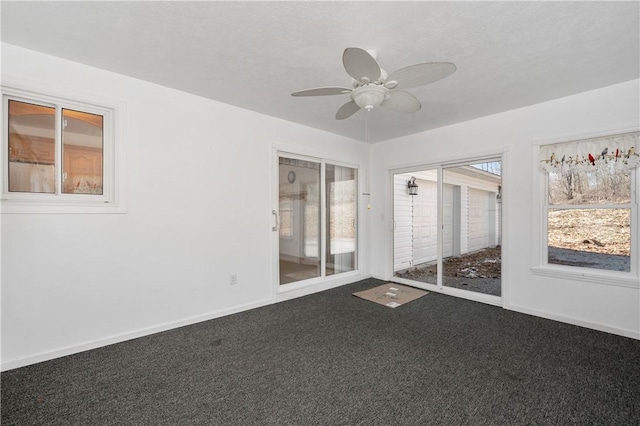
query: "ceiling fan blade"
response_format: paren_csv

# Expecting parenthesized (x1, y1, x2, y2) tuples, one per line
(386, 62, 456, 90)
(335, 100, 361, 120)
(292, 87, 352, 97)
(381, 90, 421, 113)
(343, 48, 381, 83)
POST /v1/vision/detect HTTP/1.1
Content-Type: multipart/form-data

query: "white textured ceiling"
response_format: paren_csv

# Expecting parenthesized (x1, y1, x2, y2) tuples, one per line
(2, 1, 639, 143)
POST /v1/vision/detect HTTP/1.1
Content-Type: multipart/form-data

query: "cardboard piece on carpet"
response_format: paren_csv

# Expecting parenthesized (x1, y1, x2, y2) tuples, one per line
(353, 283, 428, 308)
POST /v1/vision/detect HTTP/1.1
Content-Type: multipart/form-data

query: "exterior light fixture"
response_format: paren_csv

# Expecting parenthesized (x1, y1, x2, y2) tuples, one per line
(407, 176, 418, 196)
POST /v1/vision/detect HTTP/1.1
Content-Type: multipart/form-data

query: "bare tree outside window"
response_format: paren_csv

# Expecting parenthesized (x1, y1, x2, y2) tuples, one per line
(549, 165, 631, 205)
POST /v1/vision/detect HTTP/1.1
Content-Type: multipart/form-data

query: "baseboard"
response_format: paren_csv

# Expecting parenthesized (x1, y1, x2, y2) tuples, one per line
(388, 276, 638, 340)
(506, 303, 640, 340)
(1, 275, 377, 371)
(1, 298, 273, 371)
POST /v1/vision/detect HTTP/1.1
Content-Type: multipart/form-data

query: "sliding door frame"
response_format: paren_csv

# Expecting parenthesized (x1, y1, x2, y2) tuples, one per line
(272, 146, 361, 300)
(389, 150, 509, 307)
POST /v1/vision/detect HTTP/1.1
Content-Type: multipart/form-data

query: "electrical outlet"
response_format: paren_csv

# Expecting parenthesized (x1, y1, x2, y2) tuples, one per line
(230, 274, 237, 285)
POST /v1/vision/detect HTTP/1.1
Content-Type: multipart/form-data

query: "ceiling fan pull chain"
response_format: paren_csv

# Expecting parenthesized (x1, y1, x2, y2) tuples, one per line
(365, 108, 370, 144)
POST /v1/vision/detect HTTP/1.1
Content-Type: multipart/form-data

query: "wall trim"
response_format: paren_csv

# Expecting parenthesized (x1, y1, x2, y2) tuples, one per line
(2, 273, 373, 371)
(506, 303, 640, 340)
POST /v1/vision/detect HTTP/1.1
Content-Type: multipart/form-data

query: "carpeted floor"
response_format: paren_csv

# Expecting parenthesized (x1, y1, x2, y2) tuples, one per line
(2, 278, 639, 425)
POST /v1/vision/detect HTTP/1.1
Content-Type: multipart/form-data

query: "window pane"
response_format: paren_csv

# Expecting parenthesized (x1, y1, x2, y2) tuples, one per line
(62, 109, 103, 194)
(326, 164, 357, 276)
(8, 100, 56, 193)
(548, 167, 631, 205)
(548, 208, 630, 272)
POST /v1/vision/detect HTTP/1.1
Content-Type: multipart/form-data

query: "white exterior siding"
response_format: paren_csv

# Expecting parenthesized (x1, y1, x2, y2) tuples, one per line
(460, 185, 470, 255)
(413, 180, 454, 264)
(468, 188, 491, 252)
(394, 169, 500, 272)
(412, 180, 437, 264)
(393, 175, 413, 271)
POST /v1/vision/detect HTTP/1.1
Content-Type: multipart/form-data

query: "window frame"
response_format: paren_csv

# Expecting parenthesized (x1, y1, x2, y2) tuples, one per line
(532, 130, 640, 288)
(1, 83, 125, 214)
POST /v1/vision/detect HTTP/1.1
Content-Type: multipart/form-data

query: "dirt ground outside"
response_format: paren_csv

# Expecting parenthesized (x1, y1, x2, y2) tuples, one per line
(547, 208, 631, 271)
(395, 247, 502, 296)
(395, 209, 631, 295)
(548, 208, 630, 254)
(399, 247, 502, 280)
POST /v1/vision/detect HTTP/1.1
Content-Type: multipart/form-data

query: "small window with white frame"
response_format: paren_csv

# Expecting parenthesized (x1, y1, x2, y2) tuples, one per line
(538, 131, 639, 277)
(2, 86, 121, 212)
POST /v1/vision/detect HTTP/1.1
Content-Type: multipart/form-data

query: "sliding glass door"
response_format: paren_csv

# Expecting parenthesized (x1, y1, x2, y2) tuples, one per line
(393, 159, 502, 300)
(326, 164, 357, 276)
(277, 154, 357, 286)
(278, 157, 321, 284)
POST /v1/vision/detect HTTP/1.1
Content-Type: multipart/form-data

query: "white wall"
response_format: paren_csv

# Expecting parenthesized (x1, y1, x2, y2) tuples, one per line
(0, 44, 370, 369)
(371, 79, 640, 338)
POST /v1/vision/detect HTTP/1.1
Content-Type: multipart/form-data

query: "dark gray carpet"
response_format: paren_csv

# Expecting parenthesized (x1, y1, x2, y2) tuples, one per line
(2, 278, 639, 425)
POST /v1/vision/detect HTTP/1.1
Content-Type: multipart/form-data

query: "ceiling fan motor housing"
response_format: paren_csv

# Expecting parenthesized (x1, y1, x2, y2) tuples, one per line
(351, 85, 389, 110)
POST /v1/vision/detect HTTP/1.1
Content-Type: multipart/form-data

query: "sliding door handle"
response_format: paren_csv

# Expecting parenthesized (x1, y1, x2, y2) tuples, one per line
(272, 210, 279, 231)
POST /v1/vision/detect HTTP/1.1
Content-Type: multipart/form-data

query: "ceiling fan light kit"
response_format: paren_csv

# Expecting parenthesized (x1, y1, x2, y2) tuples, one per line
(352, 85, 389, 110)
(292, 47, 456, 120)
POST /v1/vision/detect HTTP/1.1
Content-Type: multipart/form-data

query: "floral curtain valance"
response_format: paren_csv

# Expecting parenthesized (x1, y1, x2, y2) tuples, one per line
(539, 131, 639, 173)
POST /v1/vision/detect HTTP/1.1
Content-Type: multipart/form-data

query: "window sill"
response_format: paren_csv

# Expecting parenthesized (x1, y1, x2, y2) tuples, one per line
(531, 266, 639, 288)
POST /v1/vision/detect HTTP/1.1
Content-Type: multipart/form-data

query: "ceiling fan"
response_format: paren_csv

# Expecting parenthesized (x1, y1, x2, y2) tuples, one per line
(292, 47, 456, 120)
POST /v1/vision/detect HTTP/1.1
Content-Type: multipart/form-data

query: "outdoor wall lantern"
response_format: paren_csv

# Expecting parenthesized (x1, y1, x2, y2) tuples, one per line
(407, 176, 418, 196)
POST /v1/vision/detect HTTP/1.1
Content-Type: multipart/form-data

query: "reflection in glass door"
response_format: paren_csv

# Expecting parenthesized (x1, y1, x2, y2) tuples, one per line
(393, 160, 502, 298)
(278, 156, 357, 285)
(279, 157, 321, 284)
